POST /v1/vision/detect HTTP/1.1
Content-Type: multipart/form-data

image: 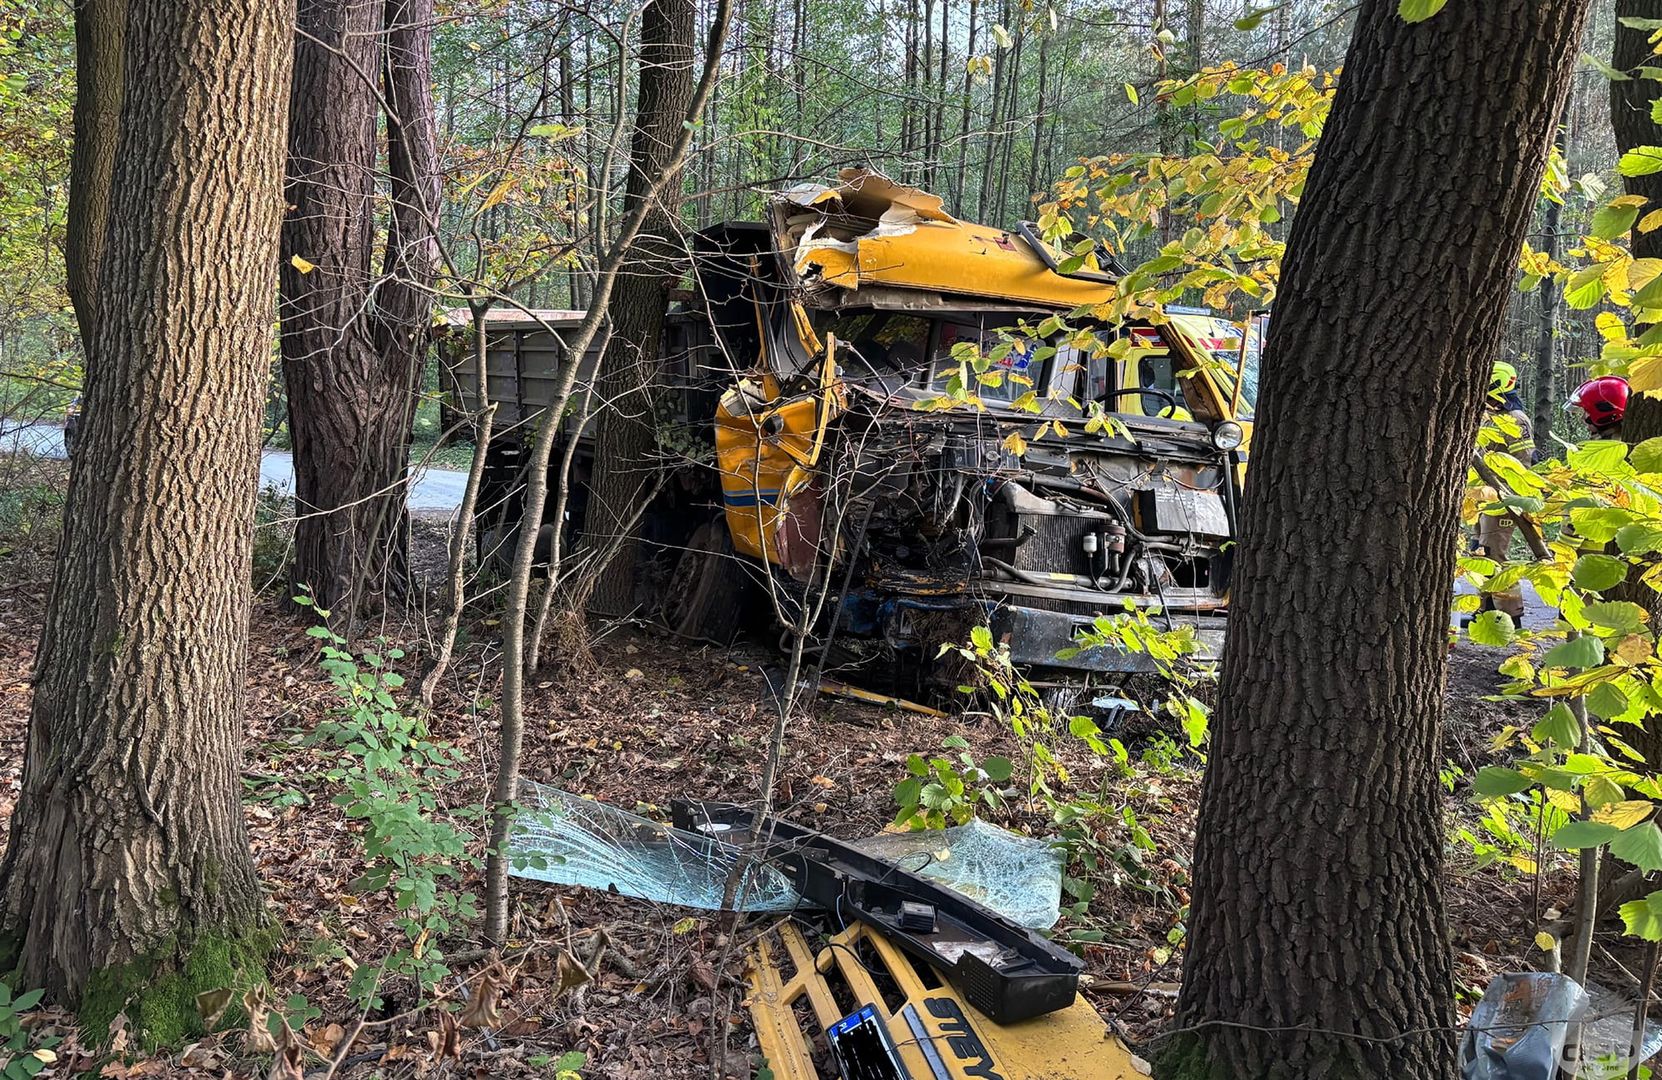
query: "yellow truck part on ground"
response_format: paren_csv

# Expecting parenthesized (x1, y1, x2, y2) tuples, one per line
(747, 921, 1152, 1080)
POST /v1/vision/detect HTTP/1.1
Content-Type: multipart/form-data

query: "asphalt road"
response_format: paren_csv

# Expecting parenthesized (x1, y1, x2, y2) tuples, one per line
(1, 421, 469, 513)
(1451, 578, 1554, 632)
(0, 419, 1567, 621)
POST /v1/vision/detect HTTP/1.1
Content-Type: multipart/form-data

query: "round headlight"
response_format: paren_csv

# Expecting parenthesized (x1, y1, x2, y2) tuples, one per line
(1211, 420, 1245, 451)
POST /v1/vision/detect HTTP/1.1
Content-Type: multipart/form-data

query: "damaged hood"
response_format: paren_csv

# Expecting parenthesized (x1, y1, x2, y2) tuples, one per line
(770, 168, 1116, 310)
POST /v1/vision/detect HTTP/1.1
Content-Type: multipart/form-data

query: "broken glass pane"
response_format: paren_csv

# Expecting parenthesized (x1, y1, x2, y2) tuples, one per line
(848, 818, 1064, 930)
(507, 780, 802, 912)
(508, 784, 1063, 929)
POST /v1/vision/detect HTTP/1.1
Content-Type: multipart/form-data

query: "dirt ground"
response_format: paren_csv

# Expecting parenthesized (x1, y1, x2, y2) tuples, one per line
(0, 510, 1591, 1078)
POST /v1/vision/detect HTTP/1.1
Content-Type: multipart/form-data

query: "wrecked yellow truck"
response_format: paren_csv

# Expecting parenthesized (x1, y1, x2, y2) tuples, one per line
(451, 170, 1258, 691)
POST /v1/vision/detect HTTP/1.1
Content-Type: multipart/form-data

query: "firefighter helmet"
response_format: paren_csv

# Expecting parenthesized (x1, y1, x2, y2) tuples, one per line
(1569, 376, 1629, 434)
(1490, 360, 1520, 399)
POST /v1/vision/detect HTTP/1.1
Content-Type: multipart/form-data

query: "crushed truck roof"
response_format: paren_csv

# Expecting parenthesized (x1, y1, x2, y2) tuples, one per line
(773, 168, 1118, 310)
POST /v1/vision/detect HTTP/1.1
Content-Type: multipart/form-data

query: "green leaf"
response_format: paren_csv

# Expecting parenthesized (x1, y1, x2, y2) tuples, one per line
(1587, 601, 1647, 633)
(1565, 264, 1609, 309)
(969, 625, 993, 652)
(1571, 507, 1639, 543)
(1573, 553, 1629, 591)
(1621, 147, 1662, 177)
(1594, 201, 1643, 240)
(1612, 823, 1662, 873)
(1568, 439, 1631, 475)
(1588, 774, 1628, 808)
(1472, 766, 1534, 797)
(1589, 681, 1633, 721)
(1123, 82, 1139, 105)
(1552, 819, 1622, 849)
(1635, 273, 1662, 310)
(1616, 523, 1662, 555)
(1234, 5, 1274, 30)
(1468, 609, 1516, 647)
(982, 756, 1014, 783)
(1397, 0, 1448, 23)
(1532, 703, 1582, 748)
(1633, 437, 1662, 474)
(893, 777, 922, 808)
(1621, 890, 1662, 940)
(1621, 16, 1662, 30)
(1588, 51, 1634, 82)
(1541, 634, 1606, 669)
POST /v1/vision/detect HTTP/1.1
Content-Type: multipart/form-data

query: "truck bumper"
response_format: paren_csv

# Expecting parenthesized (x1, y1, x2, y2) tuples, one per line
(991, 604, 1226, 674)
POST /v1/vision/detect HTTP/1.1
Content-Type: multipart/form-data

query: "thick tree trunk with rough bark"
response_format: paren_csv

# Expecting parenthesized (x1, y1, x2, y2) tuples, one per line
(64, 0, 123, 347)
(585, 0, 697, 617)
(1163, 4, 1587, 1079)
(1612, 0, 1662, 763)
(0, 0, 289, 1017)
(280, 0, 438, 617)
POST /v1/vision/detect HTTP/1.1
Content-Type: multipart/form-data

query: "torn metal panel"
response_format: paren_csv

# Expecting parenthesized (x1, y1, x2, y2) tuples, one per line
(771, 167, 1116, 310)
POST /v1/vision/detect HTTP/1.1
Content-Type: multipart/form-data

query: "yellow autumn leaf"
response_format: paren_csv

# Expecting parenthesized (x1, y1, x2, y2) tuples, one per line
(1535, 931, 1557, 952)
(1616, 633, 1653, 665)
(1546, 788, 1583, 814)
(1597, 311, 1629, 342)
(1593, 800, 1655, 830)
(289, 254, 315, 274)
(1642, 210, 1662, 234)
(480, 176, 517, 211)
(1630, 354, 1662, 394)
(1002, 430, 1029, 457)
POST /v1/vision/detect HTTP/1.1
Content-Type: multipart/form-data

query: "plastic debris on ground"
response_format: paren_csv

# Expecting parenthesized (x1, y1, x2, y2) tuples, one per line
(1459, 972, 1662, 1079)
(506, 780, 802, 912)
(508, 783, 1064, 928)
(846, 817, 1064, 930)
(1578, 977, 1662, 1078)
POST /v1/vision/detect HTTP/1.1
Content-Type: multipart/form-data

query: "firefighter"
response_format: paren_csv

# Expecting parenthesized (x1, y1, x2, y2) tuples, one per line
(1569, 375, 1629, 438)
(1474, 361, 1532, 620)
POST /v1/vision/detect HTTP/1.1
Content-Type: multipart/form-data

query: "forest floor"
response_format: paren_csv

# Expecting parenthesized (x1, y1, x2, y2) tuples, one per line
(0, 487, 1606, 1079)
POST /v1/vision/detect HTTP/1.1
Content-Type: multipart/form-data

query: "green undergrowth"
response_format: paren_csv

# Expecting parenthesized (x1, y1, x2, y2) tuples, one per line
(78, 922, 279, 1050)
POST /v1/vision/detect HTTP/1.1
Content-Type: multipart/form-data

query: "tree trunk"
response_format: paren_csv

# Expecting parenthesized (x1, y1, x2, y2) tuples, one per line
(378, 0, 440, 496)
(956, 0, 977, 212)
(280, 0, 389, 614)
(584, 0, 697, 617)
(1612, 0, 1662, 425)
(64, 0, 124, 348)
(279, 0, 436, 619)
(0, 0, 289, 1020)
(1611, 0, 1662, 762)
(1531, 89, 1571, 457)
(1164, 4, 1588, 1079)
(483, 0, 735, 945)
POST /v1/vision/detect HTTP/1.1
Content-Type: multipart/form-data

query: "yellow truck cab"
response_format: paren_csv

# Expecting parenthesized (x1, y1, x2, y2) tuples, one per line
(449, 170, 1257, 693)
(693, 170, 1249, 689)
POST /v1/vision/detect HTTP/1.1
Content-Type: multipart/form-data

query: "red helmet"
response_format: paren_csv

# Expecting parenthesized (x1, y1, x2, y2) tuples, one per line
(1570, 376, 1629, 433)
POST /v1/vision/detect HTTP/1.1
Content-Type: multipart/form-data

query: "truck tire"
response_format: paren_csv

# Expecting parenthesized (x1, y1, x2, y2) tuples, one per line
(661, 520, 746, 644)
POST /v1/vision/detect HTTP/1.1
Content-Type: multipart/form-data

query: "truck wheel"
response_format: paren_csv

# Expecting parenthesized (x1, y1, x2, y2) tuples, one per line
(662, 520, 745, 644)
